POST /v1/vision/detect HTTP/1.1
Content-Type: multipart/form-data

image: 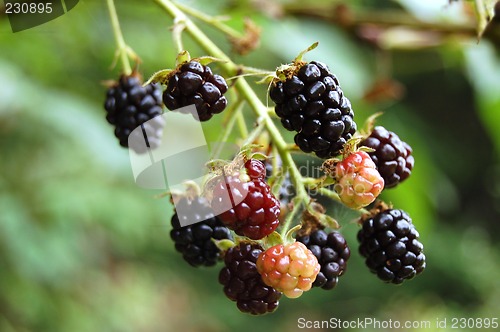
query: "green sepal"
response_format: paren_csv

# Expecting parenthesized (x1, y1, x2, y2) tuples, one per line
(238, 144, 265, 160)
(250, 152, 268, 161)
(294, 41, 319, 63)
(360, 112, 384, 136)
(262, 231, 283, 249)
(175, 50, 191, 66)
(212, 239, 236, 252)
(192, 56, 227, 66)
(256, 74, 276, 85)
(358, 146, 376, 153)
(284, 224, 302, 244)
(144, 69, 174, 85)
(320, 175, 336, 187)
(319, 214, 340, 230)
(205, 159, 230, 172)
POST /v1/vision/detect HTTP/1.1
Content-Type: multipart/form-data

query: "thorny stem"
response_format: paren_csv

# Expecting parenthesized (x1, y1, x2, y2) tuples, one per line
(106, 0, 132, 75)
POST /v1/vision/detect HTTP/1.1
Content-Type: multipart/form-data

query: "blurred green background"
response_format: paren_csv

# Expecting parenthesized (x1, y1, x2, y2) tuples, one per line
(1, 0, 499, 331)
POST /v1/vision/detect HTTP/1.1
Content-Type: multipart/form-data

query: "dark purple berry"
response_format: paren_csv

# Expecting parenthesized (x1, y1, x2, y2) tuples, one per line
(219, 243, 282, 315)
(269, 61, 356, 158)
(357, 209, 426, 284)
(163, 61, 228, 121)
(104, 74, 164, 153)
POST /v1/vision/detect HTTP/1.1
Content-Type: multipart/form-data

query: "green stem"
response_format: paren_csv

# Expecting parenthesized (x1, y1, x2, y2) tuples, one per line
(174, 1, 242, 39)
(236, 112, 249, 138)
(211, 99, 245, 160)
(106, 0, 132, 75)
(238, 65, 274, 76)
(241, 121, 266, 147)
(153, 0, 310, 205)
(172, 18, 186, 53)
(280, 199, 304, 236)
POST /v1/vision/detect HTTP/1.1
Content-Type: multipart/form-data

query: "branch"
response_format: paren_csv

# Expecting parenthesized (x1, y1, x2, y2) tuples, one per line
(153, 0, 312, 213)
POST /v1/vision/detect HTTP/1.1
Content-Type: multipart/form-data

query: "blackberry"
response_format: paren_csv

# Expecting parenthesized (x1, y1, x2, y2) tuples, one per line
(296, 230, 350, 290)
(219, 242, 281, 315)
(104, 74, 164, 153)
(170, 196, 232, 267)
(211, 159, 281, 240)
(269, 61, 356, 158)
(360, 126, 414, 188)
(357, 209, 426, 284)
(163, 61, 228, 121)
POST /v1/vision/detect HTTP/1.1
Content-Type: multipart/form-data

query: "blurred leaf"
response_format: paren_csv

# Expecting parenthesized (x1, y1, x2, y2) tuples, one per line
(465, 42, 500, 151)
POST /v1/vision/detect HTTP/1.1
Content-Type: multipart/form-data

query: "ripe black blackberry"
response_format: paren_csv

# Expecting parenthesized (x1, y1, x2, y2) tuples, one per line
(219, 242, 282, 315)
(361, 126, 414, 188)
(170, 196, 232, 267)
(269, 61, 356, 158)
(163, 61, 228, 121)
(296, 230, 350, 290)
(104, 74, 164, 153)
(357, 209, 426, 284)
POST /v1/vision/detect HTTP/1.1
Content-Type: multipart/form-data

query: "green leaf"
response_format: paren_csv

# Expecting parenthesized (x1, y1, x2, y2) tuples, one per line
(262, 231, 283, 248)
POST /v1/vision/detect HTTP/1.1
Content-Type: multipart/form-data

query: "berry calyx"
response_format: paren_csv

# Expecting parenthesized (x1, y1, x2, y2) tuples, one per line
(219, 242, 282, 315)
(334, 151, 384, 209)
(256, 242, 320, 298)
(269, 61, 356, 158)
(163, 60, 228, 121)
(360, 126, 414, 188)
(170, 196, 232, 267)
(211, 159, 281, 240)
(296, 229, 350, 290)
(357, 208, 426, 284)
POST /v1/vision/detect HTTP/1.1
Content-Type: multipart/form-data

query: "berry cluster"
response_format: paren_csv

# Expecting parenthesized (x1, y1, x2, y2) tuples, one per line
(104, 74, 164, 153)
(269, 61, 356, 158)
(101, 46, 425, 316)
(163, 61, 228, 121)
